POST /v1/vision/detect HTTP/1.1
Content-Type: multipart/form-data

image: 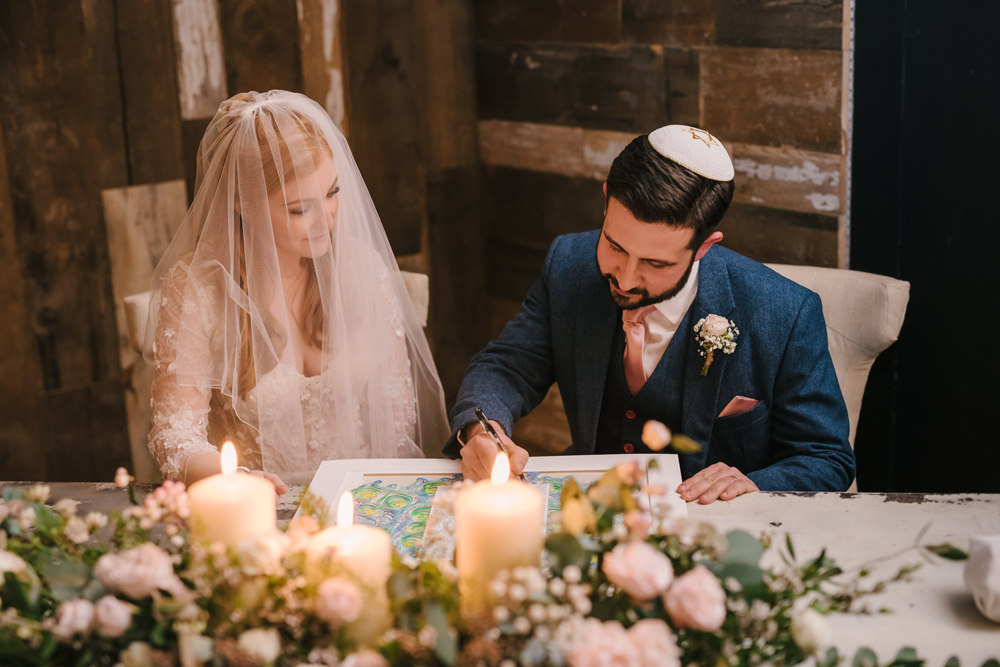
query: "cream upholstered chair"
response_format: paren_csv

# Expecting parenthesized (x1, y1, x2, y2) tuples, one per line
(123, 270, 431, 354)
(766, 264, 910, 489)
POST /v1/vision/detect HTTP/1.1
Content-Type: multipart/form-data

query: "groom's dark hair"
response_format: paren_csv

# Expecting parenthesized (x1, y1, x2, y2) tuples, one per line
(605, 135, 734, 250)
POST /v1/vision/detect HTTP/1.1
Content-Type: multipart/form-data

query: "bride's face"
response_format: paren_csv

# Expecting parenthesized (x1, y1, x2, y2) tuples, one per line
(268, 156, 339, 260)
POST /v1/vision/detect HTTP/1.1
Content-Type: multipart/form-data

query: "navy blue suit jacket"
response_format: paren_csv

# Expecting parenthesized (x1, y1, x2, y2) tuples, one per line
(445, 231, 855, 492)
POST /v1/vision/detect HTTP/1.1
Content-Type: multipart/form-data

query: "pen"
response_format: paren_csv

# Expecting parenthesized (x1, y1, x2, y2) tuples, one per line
(474, 407, 529, 483)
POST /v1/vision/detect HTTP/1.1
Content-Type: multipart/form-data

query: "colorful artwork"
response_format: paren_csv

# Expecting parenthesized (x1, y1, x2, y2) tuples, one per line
(350, 472, 574, 558)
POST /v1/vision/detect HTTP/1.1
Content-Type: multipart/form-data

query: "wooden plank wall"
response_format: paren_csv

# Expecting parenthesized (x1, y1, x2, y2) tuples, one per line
(0, 0, 482, 478)
(473, 0, 848, 452)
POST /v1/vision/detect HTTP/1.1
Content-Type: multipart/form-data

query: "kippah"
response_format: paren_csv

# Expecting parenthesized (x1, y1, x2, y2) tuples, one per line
(647, 125, 734, 182)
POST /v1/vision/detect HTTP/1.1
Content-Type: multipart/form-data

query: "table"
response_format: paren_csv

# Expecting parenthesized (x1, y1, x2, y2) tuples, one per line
(3, 482, 998, 664)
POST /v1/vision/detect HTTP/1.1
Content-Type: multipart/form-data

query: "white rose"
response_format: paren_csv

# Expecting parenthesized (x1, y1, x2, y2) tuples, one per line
(65, 516, 91, 544)
(115, 467, 132, 488)
(664, 566, 727, 632)
(341, 649, 389, 667)
(120, 641, 154, 667)
(238, 530, 290, 575)
(702, 314, 730, 337)
(94, 595, 133, 638)
(53, 498, 79, 516)
(790, 609, 831, 654)
(94, 542, 193, 602)
(19, 506, 35, 530)
(641, 421, 672, 452)
(628, 619, 680, 667)
(602, 541, 674, 602)
(178, 630, 214, 667)
(315, 577, 363, 627)
(0, 550, 28, 579)
(567, 619, 641, 667)
(237, 627, 282, 665)
(53, 599, 95, 641)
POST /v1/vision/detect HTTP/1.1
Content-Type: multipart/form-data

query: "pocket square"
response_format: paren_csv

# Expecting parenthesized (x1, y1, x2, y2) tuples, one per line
(718, 396, 759, 418)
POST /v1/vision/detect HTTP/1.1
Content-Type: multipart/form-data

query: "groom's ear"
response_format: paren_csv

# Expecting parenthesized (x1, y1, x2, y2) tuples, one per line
(602, 181, 609, 214)
(694, 231, 724, 261)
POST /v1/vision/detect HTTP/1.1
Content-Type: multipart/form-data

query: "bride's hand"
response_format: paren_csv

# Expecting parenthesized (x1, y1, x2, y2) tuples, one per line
(250, 470, 289, 505)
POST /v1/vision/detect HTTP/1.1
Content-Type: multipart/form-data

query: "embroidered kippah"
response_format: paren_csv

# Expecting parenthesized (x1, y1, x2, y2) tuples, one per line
(647, 125, 734, 181)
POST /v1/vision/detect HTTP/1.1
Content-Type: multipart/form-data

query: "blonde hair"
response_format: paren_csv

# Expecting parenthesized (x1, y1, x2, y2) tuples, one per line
(218, 95, 334, 396)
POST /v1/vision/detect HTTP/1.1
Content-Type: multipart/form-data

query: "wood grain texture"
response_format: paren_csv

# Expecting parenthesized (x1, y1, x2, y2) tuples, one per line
(171, 0, 228, 120)
(0, 0, 130, 479)
(80, 0, 129, 189)
(719, 202, 838, 267)
(701, 47, 842, 153)
(117, 0, 186, 185)
(102, 180, 187, 483)
(728, 142, 842, 215)
(715, 0, 842, 51)
(298, 0, 349, 135)
(622, 0, 715, 47)
(476, 42, 667, 133)
(181, 118, 212, 205)
(220, 0, 305, 95)
(474, 0, 621, 43)
(664, 47, 700, 126)
(342, 0, 425, 256)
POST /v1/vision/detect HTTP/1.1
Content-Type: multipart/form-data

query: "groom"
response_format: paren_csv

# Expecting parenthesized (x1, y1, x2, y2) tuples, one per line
(444, 125, 855, 503)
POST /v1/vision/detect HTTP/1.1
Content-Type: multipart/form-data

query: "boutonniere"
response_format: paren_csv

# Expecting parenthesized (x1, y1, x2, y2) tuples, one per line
(693, 314, 738, 376)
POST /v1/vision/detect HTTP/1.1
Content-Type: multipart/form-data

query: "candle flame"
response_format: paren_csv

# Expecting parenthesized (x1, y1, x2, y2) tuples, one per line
(337, 491, 354, 527)
(491, 452, 510, 485)
(221, 441, 237, 475)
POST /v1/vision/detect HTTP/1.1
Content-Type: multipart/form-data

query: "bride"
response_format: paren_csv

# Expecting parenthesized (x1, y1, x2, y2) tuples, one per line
(144, 91, 449, 493)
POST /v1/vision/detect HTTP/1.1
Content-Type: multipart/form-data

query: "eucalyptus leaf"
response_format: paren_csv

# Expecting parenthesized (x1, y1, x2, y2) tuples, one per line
(943, 657, 960, 667)
(42, 559, 93, 602)
(723, 530, 764, 566)
(545, 532, 589, 570)
(817, 647, 841, 667)
(669, 434, 702, 454)
(3, 572, 32, 614)
(2, 488, 24, 501)
(925, 544, 969, 561)
(785, 533, 797, 561)
(854, 647, 878, 667)
(713, 562, 766, 598)
(424, 600, 456, 666)
(979, 661, 999, 667)
(889, 647, 923, 667)
(33, 504, 60, 533)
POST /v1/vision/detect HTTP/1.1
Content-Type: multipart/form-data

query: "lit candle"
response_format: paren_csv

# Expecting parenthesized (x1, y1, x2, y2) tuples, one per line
(187, 442, 276, 546)
(308, 492, 393, 644)
(456, 453, 545, 611)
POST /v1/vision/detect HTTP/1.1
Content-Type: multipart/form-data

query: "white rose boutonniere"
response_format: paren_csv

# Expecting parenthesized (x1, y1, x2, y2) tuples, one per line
(693, 314, 738, 376)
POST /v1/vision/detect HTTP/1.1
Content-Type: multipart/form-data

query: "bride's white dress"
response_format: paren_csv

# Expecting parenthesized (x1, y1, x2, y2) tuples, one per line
(148, 259, 419, 483)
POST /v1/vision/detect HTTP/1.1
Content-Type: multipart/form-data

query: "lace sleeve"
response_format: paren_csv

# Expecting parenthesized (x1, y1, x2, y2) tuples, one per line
(148, 262, 220, 481)
(379, 267, 418, 451)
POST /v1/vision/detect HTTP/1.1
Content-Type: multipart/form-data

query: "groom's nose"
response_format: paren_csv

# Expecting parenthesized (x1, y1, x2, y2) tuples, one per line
(617, 259, 643, 292)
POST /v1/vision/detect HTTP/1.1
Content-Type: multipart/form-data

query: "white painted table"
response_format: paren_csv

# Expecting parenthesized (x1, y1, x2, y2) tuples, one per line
(691, 492, 1000, 665)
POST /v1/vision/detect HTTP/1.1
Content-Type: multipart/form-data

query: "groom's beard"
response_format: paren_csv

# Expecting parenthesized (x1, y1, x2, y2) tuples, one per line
(599, 252, 696, 311)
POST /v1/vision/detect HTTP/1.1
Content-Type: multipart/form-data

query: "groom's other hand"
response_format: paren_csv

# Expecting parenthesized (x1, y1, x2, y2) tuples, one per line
(676, 462, 758, 504)
(459, 421, 530, 482)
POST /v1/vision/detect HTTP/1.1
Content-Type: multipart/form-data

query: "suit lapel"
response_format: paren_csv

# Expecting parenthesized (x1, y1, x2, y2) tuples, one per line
(679, 247, 736, 475)
(574, 275, 618, 455)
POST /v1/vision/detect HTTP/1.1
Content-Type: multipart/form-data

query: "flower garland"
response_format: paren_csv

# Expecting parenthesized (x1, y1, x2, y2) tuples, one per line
(0, 466, 974, 667)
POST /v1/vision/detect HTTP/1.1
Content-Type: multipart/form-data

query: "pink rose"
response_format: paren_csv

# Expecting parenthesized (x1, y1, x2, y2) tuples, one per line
(94, 595, 133, 638)
(641, 421, 671, 452)
(664, 566, 726, 632)
(602, 541, 674, 602)
(703, 315, 729, 337)
(94, 542, 193, 602)
(628, 619, 680, 667)
(341, 650, 389, 667)
(567, 619, 641, 667)
(623, 511, 652, 539)
(616, 461, 643, 486)
(53, 599, 95, 641)
(315, 577, 363, 627)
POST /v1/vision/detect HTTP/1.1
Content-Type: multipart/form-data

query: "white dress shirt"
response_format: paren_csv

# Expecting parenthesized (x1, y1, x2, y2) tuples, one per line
(640, 260, 700, 377)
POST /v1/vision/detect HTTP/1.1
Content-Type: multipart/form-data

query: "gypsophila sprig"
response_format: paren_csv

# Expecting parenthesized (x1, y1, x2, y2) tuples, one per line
(693, 314, 739, 376)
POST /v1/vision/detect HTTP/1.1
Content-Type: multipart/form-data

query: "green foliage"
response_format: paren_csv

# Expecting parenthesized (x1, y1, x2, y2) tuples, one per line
(925, 544, 969, 561)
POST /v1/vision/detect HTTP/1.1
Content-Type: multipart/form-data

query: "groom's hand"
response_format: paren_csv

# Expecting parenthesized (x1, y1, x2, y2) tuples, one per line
(676, 462, 758, 504)
(459, 421, 530, 482)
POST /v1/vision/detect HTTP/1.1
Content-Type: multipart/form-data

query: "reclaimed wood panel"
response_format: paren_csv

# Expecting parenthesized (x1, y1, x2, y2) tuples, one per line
(487, 240, 549, 302)
(474, 0, 622, 43)
(485, 167, 605, 251)
(80, 0, 129, 189)
(665, 47, 700, 127)
(622, 0, 714, 47)
(342, 0, 425, 256)
(719, 202, 838, 267)
(181, 118, 212, 205)
(220, 0, 305, 95)
(0, 114, 45, 481)
(298, 0, 350, 135)
(171, 0, 228, 120)
(715, 0, 842, 51)
(102, 181, 187, 483)
(117, 0, 186, 185)
(701, 47, 842, 154)
(728, 142, 842, 215)
(0, 0, 131, 480)
(476, 42, 667, 133)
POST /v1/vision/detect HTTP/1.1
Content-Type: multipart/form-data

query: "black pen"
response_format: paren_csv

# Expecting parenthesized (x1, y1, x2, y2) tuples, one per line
(474, 407, 529, 482)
